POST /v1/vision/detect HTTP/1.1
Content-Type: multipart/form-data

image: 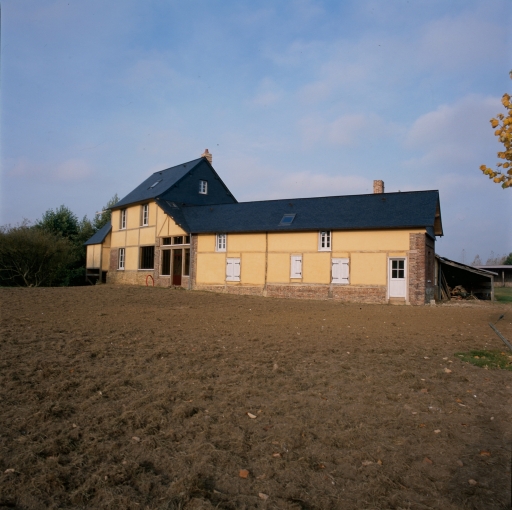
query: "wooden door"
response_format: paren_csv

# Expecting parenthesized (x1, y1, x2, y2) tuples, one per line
(172, 249, 182, 286)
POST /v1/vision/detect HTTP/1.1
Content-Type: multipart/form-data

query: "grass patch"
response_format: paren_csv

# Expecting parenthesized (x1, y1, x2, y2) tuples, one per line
(456, 350, 512, 371)
(495, 287, 512, 303)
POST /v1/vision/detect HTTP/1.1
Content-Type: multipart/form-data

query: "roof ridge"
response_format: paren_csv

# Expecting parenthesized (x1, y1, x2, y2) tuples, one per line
(150, 157, 203, 175)
(180, 189, 440, 209)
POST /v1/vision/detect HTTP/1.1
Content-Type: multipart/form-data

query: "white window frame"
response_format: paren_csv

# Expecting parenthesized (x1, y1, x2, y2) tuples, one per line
(226, 257, 240, 282)
(120, 209, 127, 230)
(118, 248, 125, 270)
(331, 258, 349, 284)
(290, 255, 302, 279)
(199, 180, 208, 194)
(141, 204, 149, 226)
(318, 231, 331, 251)
(216, 234, 226, 252)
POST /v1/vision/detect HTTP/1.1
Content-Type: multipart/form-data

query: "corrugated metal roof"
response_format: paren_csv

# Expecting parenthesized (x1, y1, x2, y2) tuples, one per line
(84, 221, 111, 245)
(175, 190, 442, 235)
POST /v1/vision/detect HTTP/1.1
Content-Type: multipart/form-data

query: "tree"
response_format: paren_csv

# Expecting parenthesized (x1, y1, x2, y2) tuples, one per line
(0, 222, 77, 287)
(471, 255, 482, 266)
(93, 194, 119, 231)
(504, 253, 512, 265)
(479, 72, 512, 188)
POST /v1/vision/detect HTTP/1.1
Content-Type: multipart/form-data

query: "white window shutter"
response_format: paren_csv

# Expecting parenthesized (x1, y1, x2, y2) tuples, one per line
(291, 255, 302, 278)
(226, 259, 233, 280)
(331, 259, 340, 283)
(332, 258, 349, 284)
(226, 258, 241, 282)
(340, 258, 349, 284)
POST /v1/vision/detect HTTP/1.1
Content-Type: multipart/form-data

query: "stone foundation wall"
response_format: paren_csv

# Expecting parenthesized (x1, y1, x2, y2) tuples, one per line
(331, 285, 387, 304)
(107, 270, 155, 286)
(266, 284, 329, 300)
(192, 283, 388, 303)
(194, 284, 264, 296)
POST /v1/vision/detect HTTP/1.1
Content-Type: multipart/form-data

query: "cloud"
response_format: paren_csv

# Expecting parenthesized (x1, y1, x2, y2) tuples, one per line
(418, 10, 504, 72)
(53, 159, 93, 180)
(250, 78, 282, 106)
(267, 172, 371, 199)
(299, 113, 396, 148)
(404, 94, 502, 168)
(8, 156, 93, 182)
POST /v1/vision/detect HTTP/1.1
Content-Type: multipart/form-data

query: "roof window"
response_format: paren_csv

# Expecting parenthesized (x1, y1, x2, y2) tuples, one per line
(279, 213, 296, 226)
(148, 180, 162, 189)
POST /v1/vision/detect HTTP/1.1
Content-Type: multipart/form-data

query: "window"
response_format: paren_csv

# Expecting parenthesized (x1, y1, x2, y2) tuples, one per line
(120, 209, 126, 230)
(290, 255, 302, 279)
(319, 231, 331, 251)
(161, 250, 171, 275)
(331, 258, 349, 284)
(139, 246, 155, 269)
(163, 236, 190, 246)
(184, 249, 190, 276)
(226, 258, 240, 282)
(279, 214, 296, 226)
(391, 259, 405, 279)
(141, 204, 149, 226)
(199, 180, 208, 194)
(118, 248, 125, 270)
(216, 234, 226, 252)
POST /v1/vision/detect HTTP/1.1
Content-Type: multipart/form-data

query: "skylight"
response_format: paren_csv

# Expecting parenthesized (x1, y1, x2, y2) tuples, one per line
(148, 180, 162, 189)
(279, 213, 296, 226)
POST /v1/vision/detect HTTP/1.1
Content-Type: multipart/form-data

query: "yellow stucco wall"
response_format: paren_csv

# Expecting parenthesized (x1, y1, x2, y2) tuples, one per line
(303, 252, 331, 284)
(351, 252, 387, 285)
(229, 234, 266, 252)
(241, 253, 266, 284)
(332, 229, 422, 252)
(86, 245, 100, 268)
(266, 253, 289, 283)
(195, 229, 425, 288)
(268, 232, 317, 252)
(196, 253, 225, 284)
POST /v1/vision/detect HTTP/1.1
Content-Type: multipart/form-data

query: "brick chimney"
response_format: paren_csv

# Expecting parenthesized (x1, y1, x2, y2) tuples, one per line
(373, 180, 384, 194)
(201, 149, 212, 164)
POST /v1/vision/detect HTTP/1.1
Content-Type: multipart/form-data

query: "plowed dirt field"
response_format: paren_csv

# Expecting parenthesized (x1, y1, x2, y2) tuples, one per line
(1, 286, 511, 509)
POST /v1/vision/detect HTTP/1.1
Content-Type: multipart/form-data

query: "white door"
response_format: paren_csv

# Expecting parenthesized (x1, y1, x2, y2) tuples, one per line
(389, 258, 406, 298)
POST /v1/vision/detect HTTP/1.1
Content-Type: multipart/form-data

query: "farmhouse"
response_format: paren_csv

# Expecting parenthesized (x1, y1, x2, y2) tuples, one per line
(85, 150, 443, 305)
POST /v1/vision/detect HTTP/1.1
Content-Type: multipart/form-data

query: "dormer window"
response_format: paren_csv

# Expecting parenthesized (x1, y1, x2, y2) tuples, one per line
(199, 180, 208, 194)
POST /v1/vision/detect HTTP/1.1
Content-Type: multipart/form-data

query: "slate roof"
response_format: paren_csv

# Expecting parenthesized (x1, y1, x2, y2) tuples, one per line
(167, 190, 443, 236)
(113, 159, 204, 208)
(84, 221, 111, 245)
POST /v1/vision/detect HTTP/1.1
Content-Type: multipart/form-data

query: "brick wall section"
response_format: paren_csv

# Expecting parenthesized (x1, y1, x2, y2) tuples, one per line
(425, 236, 435, 302)
(266, 284, 330, 300)
(190, 235, 198, 290)
(331, 285, 387, 304)
(409, 233, 428, 305)
(108, 270, 155, 286)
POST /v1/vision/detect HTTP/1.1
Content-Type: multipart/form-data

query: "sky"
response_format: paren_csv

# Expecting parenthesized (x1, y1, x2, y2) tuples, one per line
(1, 0, 511, 263)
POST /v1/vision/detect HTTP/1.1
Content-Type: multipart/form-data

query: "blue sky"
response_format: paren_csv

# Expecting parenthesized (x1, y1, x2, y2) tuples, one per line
(1, 0, 511, 263)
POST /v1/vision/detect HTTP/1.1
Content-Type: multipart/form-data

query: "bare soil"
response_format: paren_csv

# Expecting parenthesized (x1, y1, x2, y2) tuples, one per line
(0, 286, 511, 510)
